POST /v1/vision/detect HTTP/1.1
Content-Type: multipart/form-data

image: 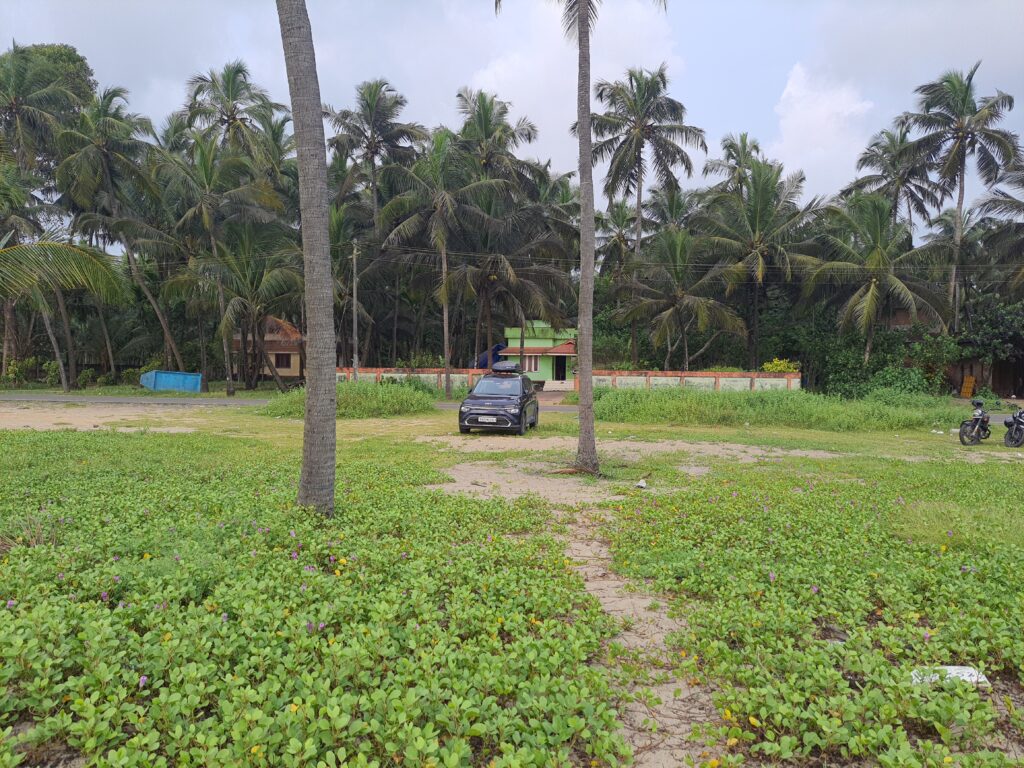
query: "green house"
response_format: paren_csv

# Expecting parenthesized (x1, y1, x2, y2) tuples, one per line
(502, 321, 576, 384)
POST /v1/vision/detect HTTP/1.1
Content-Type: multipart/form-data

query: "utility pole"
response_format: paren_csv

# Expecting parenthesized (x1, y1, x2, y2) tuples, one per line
(351, 241, 359, 381)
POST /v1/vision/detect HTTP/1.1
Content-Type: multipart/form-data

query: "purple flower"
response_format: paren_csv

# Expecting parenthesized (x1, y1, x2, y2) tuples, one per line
(221, 613, 228, 622)
(139, 675, 148, 689)
(769, 572, 776, 583)
(923, 631, 932, 642)
(113, 555, 120, 562)
(300, 584, 307, 592)
(291, 551, 298, 560)
(946, 530, 953, 537)
(401, 552, 409, 559)
(290, 530, 297, 538)
(5, 599, 15, 609)
(810, 585, 819, 594)
(306, 621, 314, 633)
(174, 554, 181, 563)
(113, 575, 121, 583)
(318, 622, 325, 630)
(100, 591, 109, 602)
(57, 572, 64, 580)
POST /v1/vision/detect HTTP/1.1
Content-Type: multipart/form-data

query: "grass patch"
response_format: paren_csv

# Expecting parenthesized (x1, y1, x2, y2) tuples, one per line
(604, 454, 1024, 765)
(262, 381, 437, 419)
(591, 387, 963, 432)
(0, 430, 627, 766)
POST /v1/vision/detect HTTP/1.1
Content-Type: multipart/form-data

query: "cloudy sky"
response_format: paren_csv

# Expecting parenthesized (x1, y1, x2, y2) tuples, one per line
(4, 0, 1023, 202)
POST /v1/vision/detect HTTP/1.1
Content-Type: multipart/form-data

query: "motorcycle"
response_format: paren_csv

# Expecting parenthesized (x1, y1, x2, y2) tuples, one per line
(959, 399, 991, 446)
(1004, 407, 1024, 448)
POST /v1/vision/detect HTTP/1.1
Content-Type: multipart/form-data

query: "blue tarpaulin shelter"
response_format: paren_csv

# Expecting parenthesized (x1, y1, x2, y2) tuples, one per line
(140, 370, 203, 393)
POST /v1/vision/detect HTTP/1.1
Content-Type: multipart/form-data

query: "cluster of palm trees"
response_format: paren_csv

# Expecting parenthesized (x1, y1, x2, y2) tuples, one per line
(2, 41, 1022, 400)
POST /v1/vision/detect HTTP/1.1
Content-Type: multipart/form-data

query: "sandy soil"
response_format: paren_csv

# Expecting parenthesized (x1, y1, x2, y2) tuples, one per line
(419, 434, 840, 461)
(0, 403, 195, 433)
(427, 460, 625, 506)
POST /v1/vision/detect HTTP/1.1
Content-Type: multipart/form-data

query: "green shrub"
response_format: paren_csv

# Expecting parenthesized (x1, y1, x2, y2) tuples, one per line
(42, 360, 61, 387)
(867, 365, 930, 395)
(760, 357, 801, 373)
(76, 368, 96, 388)
(703, 365, 745, 373)
(592, 388, 961, 432)
(95, 372, 117, 387)
(264, 380, 436, 419)
(0, 356, 38, 386)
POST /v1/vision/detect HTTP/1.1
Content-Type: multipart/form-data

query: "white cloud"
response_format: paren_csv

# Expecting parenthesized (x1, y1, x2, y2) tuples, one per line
(767, 63, 874, 198)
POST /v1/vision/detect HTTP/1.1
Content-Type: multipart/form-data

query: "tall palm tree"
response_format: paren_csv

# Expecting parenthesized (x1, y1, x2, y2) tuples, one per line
(327, 79, 425, 235)
(978, 164, 1024, 289)
(0, 42, 78, 170)
(644, 183, 700, 232)
(276, 0, 337, 516)
(456, 87, 538, 187)
(844, 126, 946, 228)
(590, 63, 706, 265)
(807, 194, 946, 362)
(922, 207, 1001, 324)
(900, 62, 1019, 331)
(596, 199, 637, 277)
(703, 132, 763, 194)
(588, 63, 705, 366)
(183, 60, 284, 162)
(161, 134, 280, 393)
(619, 227, 744, 370)
(381, 129, 506, 398)
(696, 159, 823, 367)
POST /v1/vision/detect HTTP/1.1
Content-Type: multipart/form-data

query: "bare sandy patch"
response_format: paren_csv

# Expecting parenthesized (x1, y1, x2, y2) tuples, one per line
(419, 434, 840, 462)
(0, 403, 195, 433)
(427, 460, 625, 506)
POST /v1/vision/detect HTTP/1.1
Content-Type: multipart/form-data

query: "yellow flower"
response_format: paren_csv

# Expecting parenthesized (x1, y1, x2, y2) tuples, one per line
(723, 709, 733, 721)
(162, 632, 172, 642)
(708, 760, 720, 768)
(251, 745, 262, 754)
(943, 758, 953, 765)
(328, 637, 335, 645)
(289, 703, 299, 713)
(334, 569, 341, 577)
(339, 557, 347, 565)
(749, 715, 761, 727)
(679, 650, 687, 658)
(940, 544, 948, 553)
(726, 738, 738, 747)
(142, 553, 151, 560)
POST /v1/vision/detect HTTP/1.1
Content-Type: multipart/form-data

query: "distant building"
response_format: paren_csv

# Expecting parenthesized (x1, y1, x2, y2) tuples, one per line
(501, 321, 576, 385)
(232, 318, 303, 379)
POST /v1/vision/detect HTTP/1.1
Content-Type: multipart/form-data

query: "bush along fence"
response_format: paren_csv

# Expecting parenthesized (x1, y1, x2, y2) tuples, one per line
(336, 367, 800, 391)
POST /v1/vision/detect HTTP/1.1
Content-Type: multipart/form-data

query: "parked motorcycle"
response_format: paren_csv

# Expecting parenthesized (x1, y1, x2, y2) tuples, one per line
(1004, 408, 1024, 448)
(959, 399, 991, 446)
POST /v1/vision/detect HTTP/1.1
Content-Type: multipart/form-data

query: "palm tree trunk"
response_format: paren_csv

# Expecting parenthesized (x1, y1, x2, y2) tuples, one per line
(864, 325, 874, 365)
(574, 0, 599, 474)
(2, 299, 16, 376)
(485, 297, 494, 368)
(951, 157, 966, 334)
(748, 285, 760, 370)
(473, 294, 483, 368)
(278, 0, 337, 515)
(125, 249, 185, 371)
(53, 285, 77, 388)
(519, 311, 526, 371)
(40, 306, 69, 393)
(441, 243, 452, 398)
(96, 302, 117, 377)
(256, 324, 288, 393)
(631, 168, 643, 368)
(392, 281, 401, 365)
(198, 319, 209, 392)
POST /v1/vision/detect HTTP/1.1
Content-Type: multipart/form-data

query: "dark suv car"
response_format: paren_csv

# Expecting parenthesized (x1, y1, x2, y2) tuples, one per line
(459, 362, 539, 435)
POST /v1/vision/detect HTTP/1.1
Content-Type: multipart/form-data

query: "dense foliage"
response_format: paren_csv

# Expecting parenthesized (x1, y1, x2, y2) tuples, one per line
(1, 44, 1021, 395)
(0, 430, 628, 766)
(605, 453, 1024, 766)
(263, 381, 436, 419)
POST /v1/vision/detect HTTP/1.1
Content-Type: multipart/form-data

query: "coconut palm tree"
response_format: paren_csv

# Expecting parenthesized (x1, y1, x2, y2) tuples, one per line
(844, 126, 946, 228)
(978, 164, 1024, 288)
(807, 195, 946, 363)
(276, 0, 338, 516)
(596, 199, 637, 277)
(587, 63, 705, 366)
(456, 87, 538, 187)
(644, 183, 700, 232)
(619, 227, 744, 370)
(381, 129, 507, 398)
(590, 63, 706, 263)
(900, 62, 1019, 331)
(183, 59, 284, 162)
(922, 207, 1002, 324)
(695, 158, 823, 367)
(327, 79, 425, 235)
(703, 132, 763, 194)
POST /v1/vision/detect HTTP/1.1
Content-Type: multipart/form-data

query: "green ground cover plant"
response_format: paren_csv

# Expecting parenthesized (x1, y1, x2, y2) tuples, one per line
(591, 388, 964, 432)
(603, 456, 1024, 766)
(0, 430, 627, 767)
(263, 381, 437, 420)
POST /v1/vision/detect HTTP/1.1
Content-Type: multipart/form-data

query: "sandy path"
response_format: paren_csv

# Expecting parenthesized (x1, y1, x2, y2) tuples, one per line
(0, 403, 196, 433)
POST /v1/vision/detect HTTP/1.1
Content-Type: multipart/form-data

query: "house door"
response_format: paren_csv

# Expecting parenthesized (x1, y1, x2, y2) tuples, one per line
(554, 356, 567, 381)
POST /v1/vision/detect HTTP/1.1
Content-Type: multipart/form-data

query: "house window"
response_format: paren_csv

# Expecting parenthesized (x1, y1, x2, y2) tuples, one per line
(524, 355, 540, 373)
(274, 353, 292, 369)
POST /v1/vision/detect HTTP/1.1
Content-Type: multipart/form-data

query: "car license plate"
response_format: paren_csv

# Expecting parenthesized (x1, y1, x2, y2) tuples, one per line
(478, 416, 497, 423)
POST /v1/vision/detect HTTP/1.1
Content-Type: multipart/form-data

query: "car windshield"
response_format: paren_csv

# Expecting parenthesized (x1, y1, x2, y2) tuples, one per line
(473, 377, 521, 396)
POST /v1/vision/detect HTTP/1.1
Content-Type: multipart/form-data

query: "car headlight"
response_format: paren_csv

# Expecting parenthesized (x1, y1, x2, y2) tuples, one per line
(459, 405, 471, 412)
(506, 406, 520, 414)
